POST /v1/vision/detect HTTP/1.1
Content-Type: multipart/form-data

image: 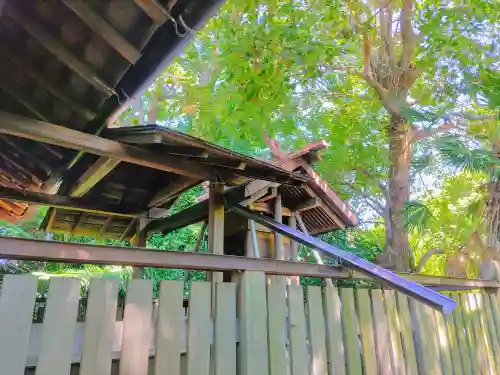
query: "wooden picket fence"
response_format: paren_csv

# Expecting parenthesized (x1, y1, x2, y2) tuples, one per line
(0, 272, 500, 375)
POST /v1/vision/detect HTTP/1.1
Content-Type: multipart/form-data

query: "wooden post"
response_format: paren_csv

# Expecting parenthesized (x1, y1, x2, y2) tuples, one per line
(272, 188, 285, 285)
(131, 219, 147, 279)
(208, 183, 224, 283)
(288, 213, 300, 286)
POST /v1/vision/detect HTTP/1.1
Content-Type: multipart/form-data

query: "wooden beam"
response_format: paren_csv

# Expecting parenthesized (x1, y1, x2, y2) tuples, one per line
(7, 6, 114, 96)
(208, 184, 224, 282)
(0, 85, 49, 122)
(133, 0, 169, 24)
(274, 188, 283, 261)
(70, 157, 121, 197)
(62, 1, 141, 64)
(0, 49, 96, 121)
(294, 197, 321, 212)
(148, 177, 196, 208)
(0, 237, 349, 279)
(0, 187, 136, 218)
(0, 111, 212, 180)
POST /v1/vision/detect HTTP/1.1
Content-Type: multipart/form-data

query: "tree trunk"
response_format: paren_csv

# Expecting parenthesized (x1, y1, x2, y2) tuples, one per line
(377, 115, 412, 271)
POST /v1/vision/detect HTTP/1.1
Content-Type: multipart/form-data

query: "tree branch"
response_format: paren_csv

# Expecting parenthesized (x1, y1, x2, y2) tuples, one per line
(400, 0, 416, 69)
(380, 2, 396, 69)
(354, 167, 389, 199)
(362, 30, 389, 99)
(410, 120, 456, 143)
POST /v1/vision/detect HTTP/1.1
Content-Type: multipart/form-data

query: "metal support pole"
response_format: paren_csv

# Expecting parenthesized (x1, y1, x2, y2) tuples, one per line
(249, 220, 260, 259)
(228, 203, 456, 315)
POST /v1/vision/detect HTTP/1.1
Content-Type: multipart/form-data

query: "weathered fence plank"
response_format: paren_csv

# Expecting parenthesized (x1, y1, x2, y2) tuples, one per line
(36, 278, 80, 375)
(443, 292, 463, 375)
(307, 286, 328, 375)
(475, 293, 496, 375)
(484, 293, 500, 374)
(0, 275, 37, 375)
(215, 282, 237, 375)
(186, 282, 212, 375)
(395, 292, 418, 375)
(80, 279, 119, 375)
(384, 290, 406, 375)
(434, 310, 453, 375)
(355, 289, 377, 375)
(450, 292, 472, 375)
(324, 287, 347, 375)
(340, 288, 362, 375)
(460, 293, 480, 375)
(120, 279, 153, 375)
(267, 282, 288, 375)
(154, 280, 184, 375)
(411, 300, 441, 375)
(371, 289, 393, 375)
(239, 271, 269, 375)
(288, 285, 309, 375)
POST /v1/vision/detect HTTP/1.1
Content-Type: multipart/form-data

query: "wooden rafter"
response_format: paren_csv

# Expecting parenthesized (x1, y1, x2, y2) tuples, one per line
(0, 187, 136, 218)
(148, 176, 196, 207)
(0, 85, 49, 122)
(69, 157, 121, 198)
(62, 0, 141, 64)
(0, 49, 97, 121)
(133, 0, 169, 24)
(0, 111, 212, 180)
(7, 6, 115, 96)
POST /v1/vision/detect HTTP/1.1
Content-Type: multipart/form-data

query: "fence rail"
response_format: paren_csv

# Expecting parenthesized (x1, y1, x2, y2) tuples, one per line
(0, 273, 500, 375)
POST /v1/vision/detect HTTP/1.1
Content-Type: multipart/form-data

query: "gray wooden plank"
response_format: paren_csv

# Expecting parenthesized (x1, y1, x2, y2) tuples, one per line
(355, 289, 377, 375)
(384, 290, 406, 375)
(154, 280, 184, 375)
(370, 289, 393, 375)
(460, 293, 480, 375)
(80, 278, 119, 375)
(433, 310, 453, 375)
(239, 271, 269, 375)
(36, 278, 81, 375)
(340, 288, 362, 375)
(323, 287, 347, 375)
(307, 286, 328, 375)
(442, 292, 463, 375)
(451, 292, 473, 375)
(475, 293, 496, 375)
(186, 282, 212, 375)
(267, 282, 288, 375)
(410, 299, 441, 375)
(215, 282, 237, 375)
(395, 293, 418, 375)
(288, 285, 309, 375)
(0, 275, 38, 375)
(120, 279, 153, 375)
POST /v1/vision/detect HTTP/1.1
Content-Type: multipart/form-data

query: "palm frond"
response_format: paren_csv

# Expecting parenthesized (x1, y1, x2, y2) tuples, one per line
(405, 200, 434, 233)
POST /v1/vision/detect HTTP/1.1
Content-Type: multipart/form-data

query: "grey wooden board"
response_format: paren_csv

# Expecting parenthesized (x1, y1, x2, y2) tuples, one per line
(215, 282, 237, 375)
(434, 310, 453, 375)
(0, 275, 38, 375)
(474, 293, 496, 375)
(36, 278, 81, 375)
(340, 288, 362, 375)
(239, 271, 269, 375)
(486, 293, 500, 374)
(411, 300, 441, 375)
(459, 294, 479, 375)
(384, 290, 406, 375)
(324, 287, 347, 375)
(288, 285, 309, 375)
(464, 293, 488, 375)
(370, 289, 393, 375)
(355, 289, 377, 375)
(267, 282, 288, 375)
(120, 279, 153, 375)
(154, 280, 184, 375)
(307, 286, 328, 375)
(451, 293, 473, 375)
(442, 292, 464, 375)
(395, 293, 418, 375)
(80, 279, 119, 375)
(186, 282, 212, 375)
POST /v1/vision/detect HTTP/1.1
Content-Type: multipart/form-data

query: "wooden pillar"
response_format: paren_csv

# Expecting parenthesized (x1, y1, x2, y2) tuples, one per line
(207, 183, 224, 283)
(131, 221, 147, 279)
(288, 213, 300, 286)
(272, 188, 285, 285)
